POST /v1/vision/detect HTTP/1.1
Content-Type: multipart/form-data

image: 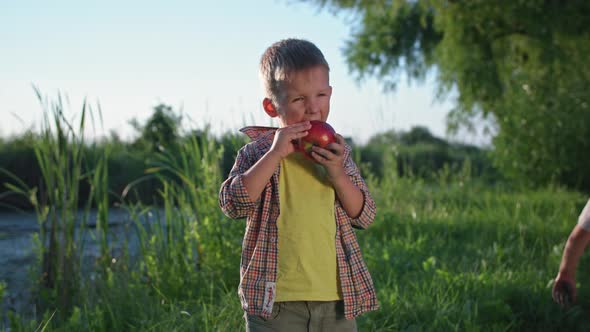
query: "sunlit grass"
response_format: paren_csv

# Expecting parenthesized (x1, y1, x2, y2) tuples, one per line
(356, 169, 589, 331)
(3, 95, 590, 331)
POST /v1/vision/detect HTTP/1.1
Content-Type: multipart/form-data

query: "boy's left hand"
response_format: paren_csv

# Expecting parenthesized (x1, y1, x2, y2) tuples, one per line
(311, 133, 346, 182)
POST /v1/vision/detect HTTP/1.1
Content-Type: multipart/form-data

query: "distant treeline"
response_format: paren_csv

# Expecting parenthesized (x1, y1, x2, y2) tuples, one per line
(0, 104, 497, 211)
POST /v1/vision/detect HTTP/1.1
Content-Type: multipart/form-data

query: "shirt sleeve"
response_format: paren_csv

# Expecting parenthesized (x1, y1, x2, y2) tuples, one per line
(218, 144, 257, 219)
(577, 198, 590, 231)
(341, 145, 376, 229)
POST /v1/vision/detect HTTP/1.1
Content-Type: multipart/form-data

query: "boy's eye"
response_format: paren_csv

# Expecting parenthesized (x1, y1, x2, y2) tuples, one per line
(292, 97, 304, 103)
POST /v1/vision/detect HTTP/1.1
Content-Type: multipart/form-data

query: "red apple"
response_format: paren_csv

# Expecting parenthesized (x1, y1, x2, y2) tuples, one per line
(296, 120, 337, 161)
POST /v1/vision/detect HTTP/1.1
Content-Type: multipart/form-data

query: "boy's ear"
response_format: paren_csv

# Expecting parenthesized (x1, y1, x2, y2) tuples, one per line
(263, 98, 279, 117)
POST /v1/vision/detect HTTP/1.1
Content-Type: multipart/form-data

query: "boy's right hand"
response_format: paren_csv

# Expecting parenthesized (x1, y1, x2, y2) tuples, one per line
(269, 121, 311, 159)
(552, 273, 576, 308)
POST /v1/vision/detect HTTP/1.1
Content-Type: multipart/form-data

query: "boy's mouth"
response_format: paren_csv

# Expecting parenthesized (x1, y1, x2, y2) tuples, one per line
(305, 117, 322, 122)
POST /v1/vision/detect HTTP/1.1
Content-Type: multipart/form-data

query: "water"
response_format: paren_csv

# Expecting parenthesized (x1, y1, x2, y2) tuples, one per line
(0, 209, 138, 322)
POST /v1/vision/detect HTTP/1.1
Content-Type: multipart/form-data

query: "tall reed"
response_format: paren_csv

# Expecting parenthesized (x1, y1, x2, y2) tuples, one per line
(123, 130, 242, 298)
(32, 91, 88, 318)
(89, 144, 112, 272)
(1, 90, 113, 322)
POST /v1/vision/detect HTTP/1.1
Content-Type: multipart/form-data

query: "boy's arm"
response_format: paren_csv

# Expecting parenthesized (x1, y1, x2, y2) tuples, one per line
(241, 150, 281, 202)
(312, 136, 376, 228)
(219, 145, 258, 219)
(340, 152, 376, 229)
(219, 149, 279, 219)
(330, 172, 364, 219)
(242, 122, 311, 202)
(553, 224, 590, 306)
(219, 122, 311, 219)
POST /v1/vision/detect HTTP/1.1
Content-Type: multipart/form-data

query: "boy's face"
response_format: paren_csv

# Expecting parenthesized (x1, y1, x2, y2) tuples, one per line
(266, 65, 332, 127)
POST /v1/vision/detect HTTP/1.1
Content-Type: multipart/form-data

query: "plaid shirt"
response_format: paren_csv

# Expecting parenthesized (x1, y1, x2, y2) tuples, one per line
(219, 126, 379, 320)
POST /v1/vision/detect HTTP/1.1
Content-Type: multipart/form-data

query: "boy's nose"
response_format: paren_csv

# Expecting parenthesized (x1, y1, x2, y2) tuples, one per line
(306, 98, 320, 114)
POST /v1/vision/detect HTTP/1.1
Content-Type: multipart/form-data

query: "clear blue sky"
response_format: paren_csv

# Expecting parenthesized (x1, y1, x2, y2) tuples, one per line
(0, 0, 468, 145)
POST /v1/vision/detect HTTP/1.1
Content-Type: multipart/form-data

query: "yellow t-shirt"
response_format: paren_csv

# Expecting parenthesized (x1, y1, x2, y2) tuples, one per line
(275, 153, 342, 301)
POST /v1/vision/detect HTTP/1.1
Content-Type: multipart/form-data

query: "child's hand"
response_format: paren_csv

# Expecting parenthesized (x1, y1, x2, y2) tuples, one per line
(552, 273, 576, 308)
(269, 121, 311, 159)
(311, 133, 346, 182)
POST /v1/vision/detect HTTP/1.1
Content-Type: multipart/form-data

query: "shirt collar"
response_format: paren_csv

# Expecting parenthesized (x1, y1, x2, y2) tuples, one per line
(239, 126, 277, 141)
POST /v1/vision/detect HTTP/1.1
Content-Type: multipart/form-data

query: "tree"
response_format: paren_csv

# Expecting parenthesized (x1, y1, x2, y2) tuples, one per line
(300, 0, 590, 190)
(130, 103, 183, 153)
(400, 126, 447, 146)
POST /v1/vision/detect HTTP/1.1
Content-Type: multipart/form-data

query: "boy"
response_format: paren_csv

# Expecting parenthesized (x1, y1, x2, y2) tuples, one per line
(219, 38, 379, 331)
(553, 198, 590, 307)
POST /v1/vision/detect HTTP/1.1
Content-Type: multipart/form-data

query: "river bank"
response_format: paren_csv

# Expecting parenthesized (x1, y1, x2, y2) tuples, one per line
(0, 209, 142, 324)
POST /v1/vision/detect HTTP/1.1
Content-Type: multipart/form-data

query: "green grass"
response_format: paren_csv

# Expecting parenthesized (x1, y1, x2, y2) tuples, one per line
(4, 96, 590, 331)
(356, 177, 589, 331)
(6, 177, 587, 331)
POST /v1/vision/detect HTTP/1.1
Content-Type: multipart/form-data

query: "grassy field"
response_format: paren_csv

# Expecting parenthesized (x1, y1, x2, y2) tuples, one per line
(5, 173, 590, 331)
(2, 103, 590, 331)
(359, 176, 590, 331)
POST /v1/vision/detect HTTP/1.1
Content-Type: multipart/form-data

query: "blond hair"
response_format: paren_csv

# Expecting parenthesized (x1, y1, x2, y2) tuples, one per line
(259, 38, 330, 106)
